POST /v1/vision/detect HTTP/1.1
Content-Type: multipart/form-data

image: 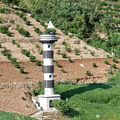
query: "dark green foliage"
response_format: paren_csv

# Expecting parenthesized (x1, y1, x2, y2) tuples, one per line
(112, 58, 119, 63)
(62, 41, 68, 46)
(18, 28, 30, 37)
(11, 39, 16, 44)
(0, 110, 37, 120)
(20, 67, 25, 73)
(44, 28, 56, 34)
(61, 53, 67, 58)
(92, 62, 97, 67)
(16, 44, 20, 48)
(29, 55, 36, 62)
(25, 20, 31, 25)
(21, 49, 30, 57)
(39, 49, 43, 54)
(55, 61, 61, 67)
(56, 50, 61, 55)
(68, 58, 73, 63)
(35, 60, 41, 66)
(104, 60, 109, 65)
(111, 64, 117, 69)
(90, 51, 95, 56)
(0, 25, 11, 36)
(0, 18, 6, 23)
(74, 48, 79, 55)
(9, 19, 14, 23)
(34, 27, 43, 35)
(86, 70, 91, 76)
(64, 45, 71, 52)
(52, 99, 71, 114)
(0, 6, 11, 14)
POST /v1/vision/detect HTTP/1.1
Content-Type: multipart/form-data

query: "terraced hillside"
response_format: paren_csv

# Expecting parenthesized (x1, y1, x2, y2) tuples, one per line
(0, 1, 120, 118)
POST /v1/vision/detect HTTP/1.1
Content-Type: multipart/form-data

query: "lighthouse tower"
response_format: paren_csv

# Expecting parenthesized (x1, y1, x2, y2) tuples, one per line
(32, 21, 60, 110)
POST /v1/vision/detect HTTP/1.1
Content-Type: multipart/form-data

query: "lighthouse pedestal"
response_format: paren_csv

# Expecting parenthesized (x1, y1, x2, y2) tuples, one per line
(32, 94, 60, 110)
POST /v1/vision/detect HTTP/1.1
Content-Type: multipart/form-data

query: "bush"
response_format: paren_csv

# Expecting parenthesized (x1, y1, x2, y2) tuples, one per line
(52, 99, 71, 114)
(62, 41, 68, 46)
(68, 58, 73, 63)
(21, 49, 30, 57)
(61, 53, 67, 58)
(74, 48, 79, 55)
(55, 61, 61, 67)
(112, 58, 119, 63)
(56, 50, 61, 55)
(0, 25, 11, 36)
(92, 63, 97, 67)
(26, 20, 31, 25)
(9, 19, 14, 23)
(29, 55, 36, 62)
(16, 44, 20, 48)
(13, 62, 20, 68)
(20, 67, 25, 73)
(65, 45, 71, 52)
(104, 60, 109, 65)
(32, 88, 42, 96)
(39, 49, 43, 54)
(11, 39, 16, 44)
(61, 68, 65, 73)
(18, 28, 30, 37)
(86, 70, 91, 76)
(90, 51, 95, 56)
(35, 60, 41, 66)
(111, 64, 117, 69)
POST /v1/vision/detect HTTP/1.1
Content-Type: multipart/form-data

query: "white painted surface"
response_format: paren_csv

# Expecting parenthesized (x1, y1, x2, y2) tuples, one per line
(44, 58, 53, 65)
(45, 88, 54, 95)
(47, 21, 54, 29)
(43, 43, 52, 51)
(44, 73, 54, 80)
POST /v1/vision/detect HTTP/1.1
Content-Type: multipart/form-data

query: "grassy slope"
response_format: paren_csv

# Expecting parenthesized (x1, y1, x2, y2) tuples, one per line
(0, 111, 37, 120)
(55, 70, 120, 120)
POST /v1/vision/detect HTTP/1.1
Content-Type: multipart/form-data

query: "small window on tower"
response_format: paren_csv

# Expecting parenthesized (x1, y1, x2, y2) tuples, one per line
(48, 45, 50, 48)
(49, 75, 52, 78)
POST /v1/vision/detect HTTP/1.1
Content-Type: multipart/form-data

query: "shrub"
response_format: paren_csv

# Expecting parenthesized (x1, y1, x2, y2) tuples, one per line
(10, 58, 17, 63)
(29, 55, 36, 62)
(35, 44, 40, 49)
(9, 19, 14, 23)
(22, 16, 27, 21)
(0, 44, 2, 48)
(21, 49, 30, 57)
(112, 58, 119, 63)
(18, 28, 30, 37)
(56, 50, 61, 55)
(0, 25, 11, 36)
(90, 51, 95, 56)
(39, 49, 43, 54)
(86, 70, 91, 76)
(20, 67, 25, 73)
(74, 48, 79, 55)
(32, 88, 41, 96)
(104, 60, 109, 65)
(62, 41, 68, 46)
(11, 39, 16, 44)
(13, 62, 20, 68)
(92, 63, 97, 67)
(111, 64, 117, 69)
(21, 97, 26, 100)
(16, 44, 20, 48)
(61, 68, 65, 73)
(61, 53, 67, 58)
(52, 99, 71, 114)
(26, 20, 31, 25)
(55, 61, 61, 67)
(68, 58, 73, 63)
(35, 60, 41, 66)
(65, 45, 71, 52)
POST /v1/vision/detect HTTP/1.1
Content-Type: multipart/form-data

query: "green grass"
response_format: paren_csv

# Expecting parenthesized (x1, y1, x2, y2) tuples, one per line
(55, 70, 120, 120)
(0, 110, 37, 120)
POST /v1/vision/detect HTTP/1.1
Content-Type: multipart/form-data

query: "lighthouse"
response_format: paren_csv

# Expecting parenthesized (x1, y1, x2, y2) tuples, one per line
(32, 21, 60, 110)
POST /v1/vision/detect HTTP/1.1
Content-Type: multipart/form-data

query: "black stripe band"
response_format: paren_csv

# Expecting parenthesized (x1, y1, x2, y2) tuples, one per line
(43, 51, 53, 58)
(44, 66, 54, 73)
(44, 80, 54, 88)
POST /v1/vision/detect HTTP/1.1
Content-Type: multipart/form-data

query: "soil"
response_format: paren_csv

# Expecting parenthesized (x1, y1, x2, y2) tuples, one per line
(0, 2, 119, 117)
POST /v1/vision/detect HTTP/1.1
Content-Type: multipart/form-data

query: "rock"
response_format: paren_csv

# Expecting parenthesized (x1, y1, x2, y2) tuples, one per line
(74, 40, 80, 44)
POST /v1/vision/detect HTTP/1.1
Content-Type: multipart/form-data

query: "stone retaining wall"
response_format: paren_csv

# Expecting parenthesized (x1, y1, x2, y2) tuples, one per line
(0, 82, 38, 90)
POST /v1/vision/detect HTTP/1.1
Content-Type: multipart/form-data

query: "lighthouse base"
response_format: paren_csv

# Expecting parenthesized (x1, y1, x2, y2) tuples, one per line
(32, 94, 60, 110)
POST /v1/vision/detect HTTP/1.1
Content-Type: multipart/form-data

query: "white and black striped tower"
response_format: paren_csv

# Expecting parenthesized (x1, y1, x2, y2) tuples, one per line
(40, 33, 56, 95)
(32, 21, 60, 110)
